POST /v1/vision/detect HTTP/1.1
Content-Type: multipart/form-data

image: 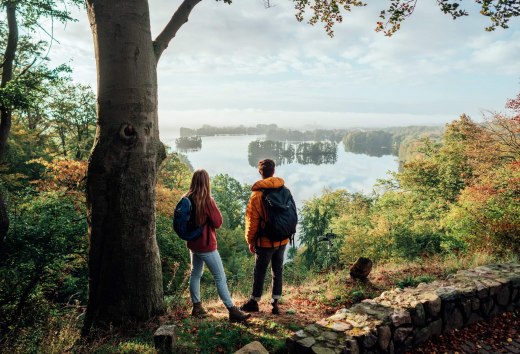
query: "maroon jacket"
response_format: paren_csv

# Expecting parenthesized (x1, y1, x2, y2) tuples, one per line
(187, 197, 223, 253)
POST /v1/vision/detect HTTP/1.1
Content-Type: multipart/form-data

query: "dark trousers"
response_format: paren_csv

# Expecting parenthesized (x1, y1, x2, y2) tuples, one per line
(252, 245, 286, 299)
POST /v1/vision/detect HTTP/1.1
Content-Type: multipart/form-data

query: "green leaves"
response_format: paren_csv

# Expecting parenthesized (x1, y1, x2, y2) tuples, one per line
(292, 0, 519, 37)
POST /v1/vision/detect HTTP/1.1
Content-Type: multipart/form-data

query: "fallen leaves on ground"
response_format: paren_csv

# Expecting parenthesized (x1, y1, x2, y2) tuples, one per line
(411, 310, 520, 353)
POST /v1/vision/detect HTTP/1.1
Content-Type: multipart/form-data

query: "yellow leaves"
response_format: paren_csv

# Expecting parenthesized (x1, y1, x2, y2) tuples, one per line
(155, 184, 183, 217)
(38, 159, 87, 192)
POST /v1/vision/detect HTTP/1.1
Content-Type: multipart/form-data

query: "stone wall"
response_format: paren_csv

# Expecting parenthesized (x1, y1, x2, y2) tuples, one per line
(287, 263, 520, 354)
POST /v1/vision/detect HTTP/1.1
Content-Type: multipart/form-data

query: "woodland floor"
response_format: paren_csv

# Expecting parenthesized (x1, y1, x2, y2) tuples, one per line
(158, 262, 450, 353)
(76, 260, 519, 353)
(411, 310, 520, 354)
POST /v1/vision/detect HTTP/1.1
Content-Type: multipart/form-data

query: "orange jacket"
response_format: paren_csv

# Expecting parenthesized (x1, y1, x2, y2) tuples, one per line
(245, 176, 290, 248)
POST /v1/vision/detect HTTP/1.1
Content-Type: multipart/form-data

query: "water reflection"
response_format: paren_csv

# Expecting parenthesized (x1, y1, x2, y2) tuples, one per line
(342, 131, 397, 157)
(343, 144, 394, 157)
(248, 140, 338, 166)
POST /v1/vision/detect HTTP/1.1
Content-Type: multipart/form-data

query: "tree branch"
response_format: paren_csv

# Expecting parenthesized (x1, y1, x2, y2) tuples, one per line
(153, 0, 202, 62)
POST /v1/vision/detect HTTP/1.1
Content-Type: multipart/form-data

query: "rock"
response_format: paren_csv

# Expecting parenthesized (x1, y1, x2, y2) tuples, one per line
(317, 319, 330, 327)
(480, 298, 494, 318)
(361, 333, 377, 348)
(436, 286, 459, 301)
(350, 257, 373, 280)
(472, 297, 480, 311)
(413, 319, 442, 345)
(475, 282, 490, 299)
(495, 284, 510, 306)
(343, 338, 359, 354)
(393, 327, 412, 343)
(323, 331, 339, 341)
(311, 345, 336, 354)
(377, 325, 391, 350)
(296, 337, 316, 354)
(295, 330, 307, 338)
(387, 340, 395, 354)
(410, 302, 426, 327)
(422, 293, 441, 318)
(442, 303, 463, 332)
(391, 309, 411, 327)
(332, 322, 352, 332)
(511, 288, 519, 303)
(429, 319, 443, 337)
(234, 341, 269, 354)
(306, 324, 321, 336)
(460, 298, 473, 320)
(329, 313, 348, 321)
(154, 325, 176, 354)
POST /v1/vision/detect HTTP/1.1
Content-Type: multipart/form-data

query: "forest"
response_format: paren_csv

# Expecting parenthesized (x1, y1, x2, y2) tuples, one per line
(1, 90, 519, 352)
(1, 0, 520, 353)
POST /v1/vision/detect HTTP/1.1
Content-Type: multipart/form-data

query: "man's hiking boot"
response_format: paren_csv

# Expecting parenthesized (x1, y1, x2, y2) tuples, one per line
(227, 306, 251, 323)
(271, 300, 280, 315)
(191, 302, 208, 318)
(240, 298, 259, 312)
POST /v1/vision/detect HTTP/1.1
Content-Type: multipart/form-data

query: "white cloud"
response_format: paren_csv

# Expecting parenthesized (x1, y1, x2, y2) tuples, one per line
(43, 0, 520, 132)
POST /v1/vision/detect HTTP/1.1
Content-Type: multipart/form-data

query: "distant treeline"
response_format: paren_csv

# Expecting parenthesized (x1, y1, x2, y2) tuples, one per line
(180, 124, 345, 142)
(265, 128, 345, 142)
(342, 126, 443, 160)
(180, 124, 443, 162)
(248, 140, 337, 166)
(180, 124, 278, 137)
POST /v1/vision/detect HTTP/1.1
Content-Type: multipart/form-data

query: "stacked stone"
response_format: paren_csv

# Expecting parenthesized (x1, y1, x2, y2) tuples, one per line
(287, 263, 520, 354)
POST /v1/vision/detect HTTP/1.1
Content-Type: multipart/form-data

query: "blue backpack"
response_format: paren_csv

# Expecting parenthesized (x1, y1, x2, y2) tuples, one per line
(173, 197, 203, 241)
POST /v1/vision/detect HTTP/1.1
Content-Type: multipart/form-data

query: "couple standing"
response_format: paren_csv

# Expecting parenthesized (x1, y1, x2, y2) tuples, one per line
(182, 159, 296, 323)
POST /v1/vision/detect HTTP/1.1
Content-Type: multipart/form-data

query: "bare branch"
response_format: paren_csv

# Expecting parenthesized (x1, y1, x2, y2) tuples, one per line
(153, 0, 202, 62)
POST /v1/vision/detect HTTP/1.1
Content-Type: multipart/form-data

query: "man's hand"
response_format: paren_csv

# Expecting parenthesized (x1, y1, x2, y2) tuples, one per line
(249, 244, 256, 254)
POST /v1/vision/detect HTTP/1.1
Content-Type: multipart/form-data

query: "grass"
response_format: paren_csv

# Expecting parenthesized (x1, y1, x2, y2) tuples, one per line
(3, 251, 513, 354)
(395, 274, 436, 289)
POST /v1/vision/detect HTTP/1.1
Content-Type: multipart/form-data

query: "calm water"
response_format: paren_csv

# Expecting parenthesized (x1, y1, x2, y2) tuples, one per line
(165, 135, 398, 207)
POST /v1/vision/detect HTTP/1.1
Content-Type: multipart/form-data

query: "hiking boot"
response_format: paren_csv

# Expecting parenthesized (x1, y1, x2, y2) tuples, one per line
(240, 298, 259, 312)
(227, 306, 251, 323)
(271, 300, 280, 315)
(191, 302, 208, 318)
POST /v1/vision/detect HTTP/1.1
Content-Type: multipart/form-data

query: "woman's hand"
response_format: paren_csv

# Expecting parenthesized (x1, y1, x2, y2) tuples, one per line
(248, 244, 256, 254)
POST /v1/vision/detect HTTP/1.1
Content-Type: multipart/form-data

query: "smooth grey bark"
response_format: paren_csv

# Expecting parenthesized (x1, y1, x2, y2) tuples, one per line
(83, 0, 200, 333)
(0, 2, 18, 243)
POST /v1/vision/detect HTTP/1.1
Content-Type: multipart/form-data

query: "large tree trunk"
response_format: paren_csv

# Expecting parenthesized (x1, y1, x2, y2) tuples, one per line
(0, 2, 19, 243)
(83, 0, 166, 333)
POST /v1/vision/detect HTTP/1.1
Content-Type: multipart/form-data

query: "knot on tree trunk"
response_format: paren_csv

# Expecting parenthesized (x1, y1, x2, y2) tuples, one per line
(119, 123, 138, 146)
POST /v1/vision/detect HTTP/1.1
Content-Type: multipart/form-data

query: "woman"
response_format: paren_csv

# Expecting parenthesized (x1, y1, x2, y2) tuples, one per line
(184, 169, 250, 323)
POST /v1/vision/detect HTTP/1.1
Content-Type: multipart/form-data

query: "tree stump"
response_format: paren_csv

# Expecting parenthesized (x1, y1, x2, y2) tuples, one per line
(350, 257, 373, 280)
(154, 325, 176, 354)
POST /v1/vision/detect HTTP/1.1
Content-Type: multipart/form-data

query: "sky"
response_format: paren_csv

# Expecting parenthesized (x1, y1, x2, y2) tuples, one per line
(47, 0, 520, 139)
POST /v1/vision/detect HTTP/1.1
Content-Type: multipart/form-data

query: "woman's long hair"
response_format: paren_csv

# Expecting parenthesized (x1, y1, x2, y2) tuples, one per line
(185, 169, 212, 226)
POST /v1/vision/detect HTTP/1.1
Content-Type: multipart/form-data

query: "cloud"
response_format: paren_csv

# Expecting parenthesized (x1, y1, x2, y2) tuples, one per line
(44, 0, 520, 130)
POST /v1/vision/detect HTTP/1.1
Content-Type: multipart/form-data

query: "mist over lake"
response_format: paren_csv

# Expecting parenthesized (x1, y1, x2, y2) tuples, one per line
(164, 134, 398, 207)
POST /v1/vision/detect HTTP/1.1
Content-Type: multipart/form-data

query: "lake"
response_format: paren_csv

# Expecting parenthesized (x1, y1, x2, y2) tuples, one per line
(164, 134, 398, 208)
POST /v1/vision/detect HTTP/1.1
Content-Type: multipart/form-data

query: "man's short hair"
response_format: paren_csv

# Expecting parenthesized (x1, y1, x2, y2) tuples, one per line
(258, 159, 275, 178)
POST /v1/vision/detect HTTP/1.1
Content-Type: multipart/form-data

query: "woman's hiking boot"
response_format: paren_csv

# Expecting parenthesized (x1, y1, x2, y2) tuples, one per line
(271, 299, 280, 315)
(191, 302, 208, 318)
(240, 298, 259, 312)
(227, 306, 251, 323)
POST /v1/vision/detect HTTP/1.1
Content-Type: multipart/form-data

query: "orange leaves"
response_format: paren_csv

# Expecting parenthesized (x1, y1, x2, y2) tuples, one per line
(32, 158, 87, 193)
(156, 185, 183, 217)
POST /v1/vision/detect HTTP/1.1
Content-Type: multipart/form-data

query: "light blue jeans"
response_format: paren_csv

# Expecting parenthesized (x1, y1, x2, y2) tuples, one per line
(189, 250, 234, 308)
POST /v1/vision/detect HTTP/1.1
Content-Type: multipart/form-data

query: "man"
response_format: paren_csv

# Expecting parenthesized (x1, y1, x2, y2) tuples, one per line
(240, 159, 297, 315)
